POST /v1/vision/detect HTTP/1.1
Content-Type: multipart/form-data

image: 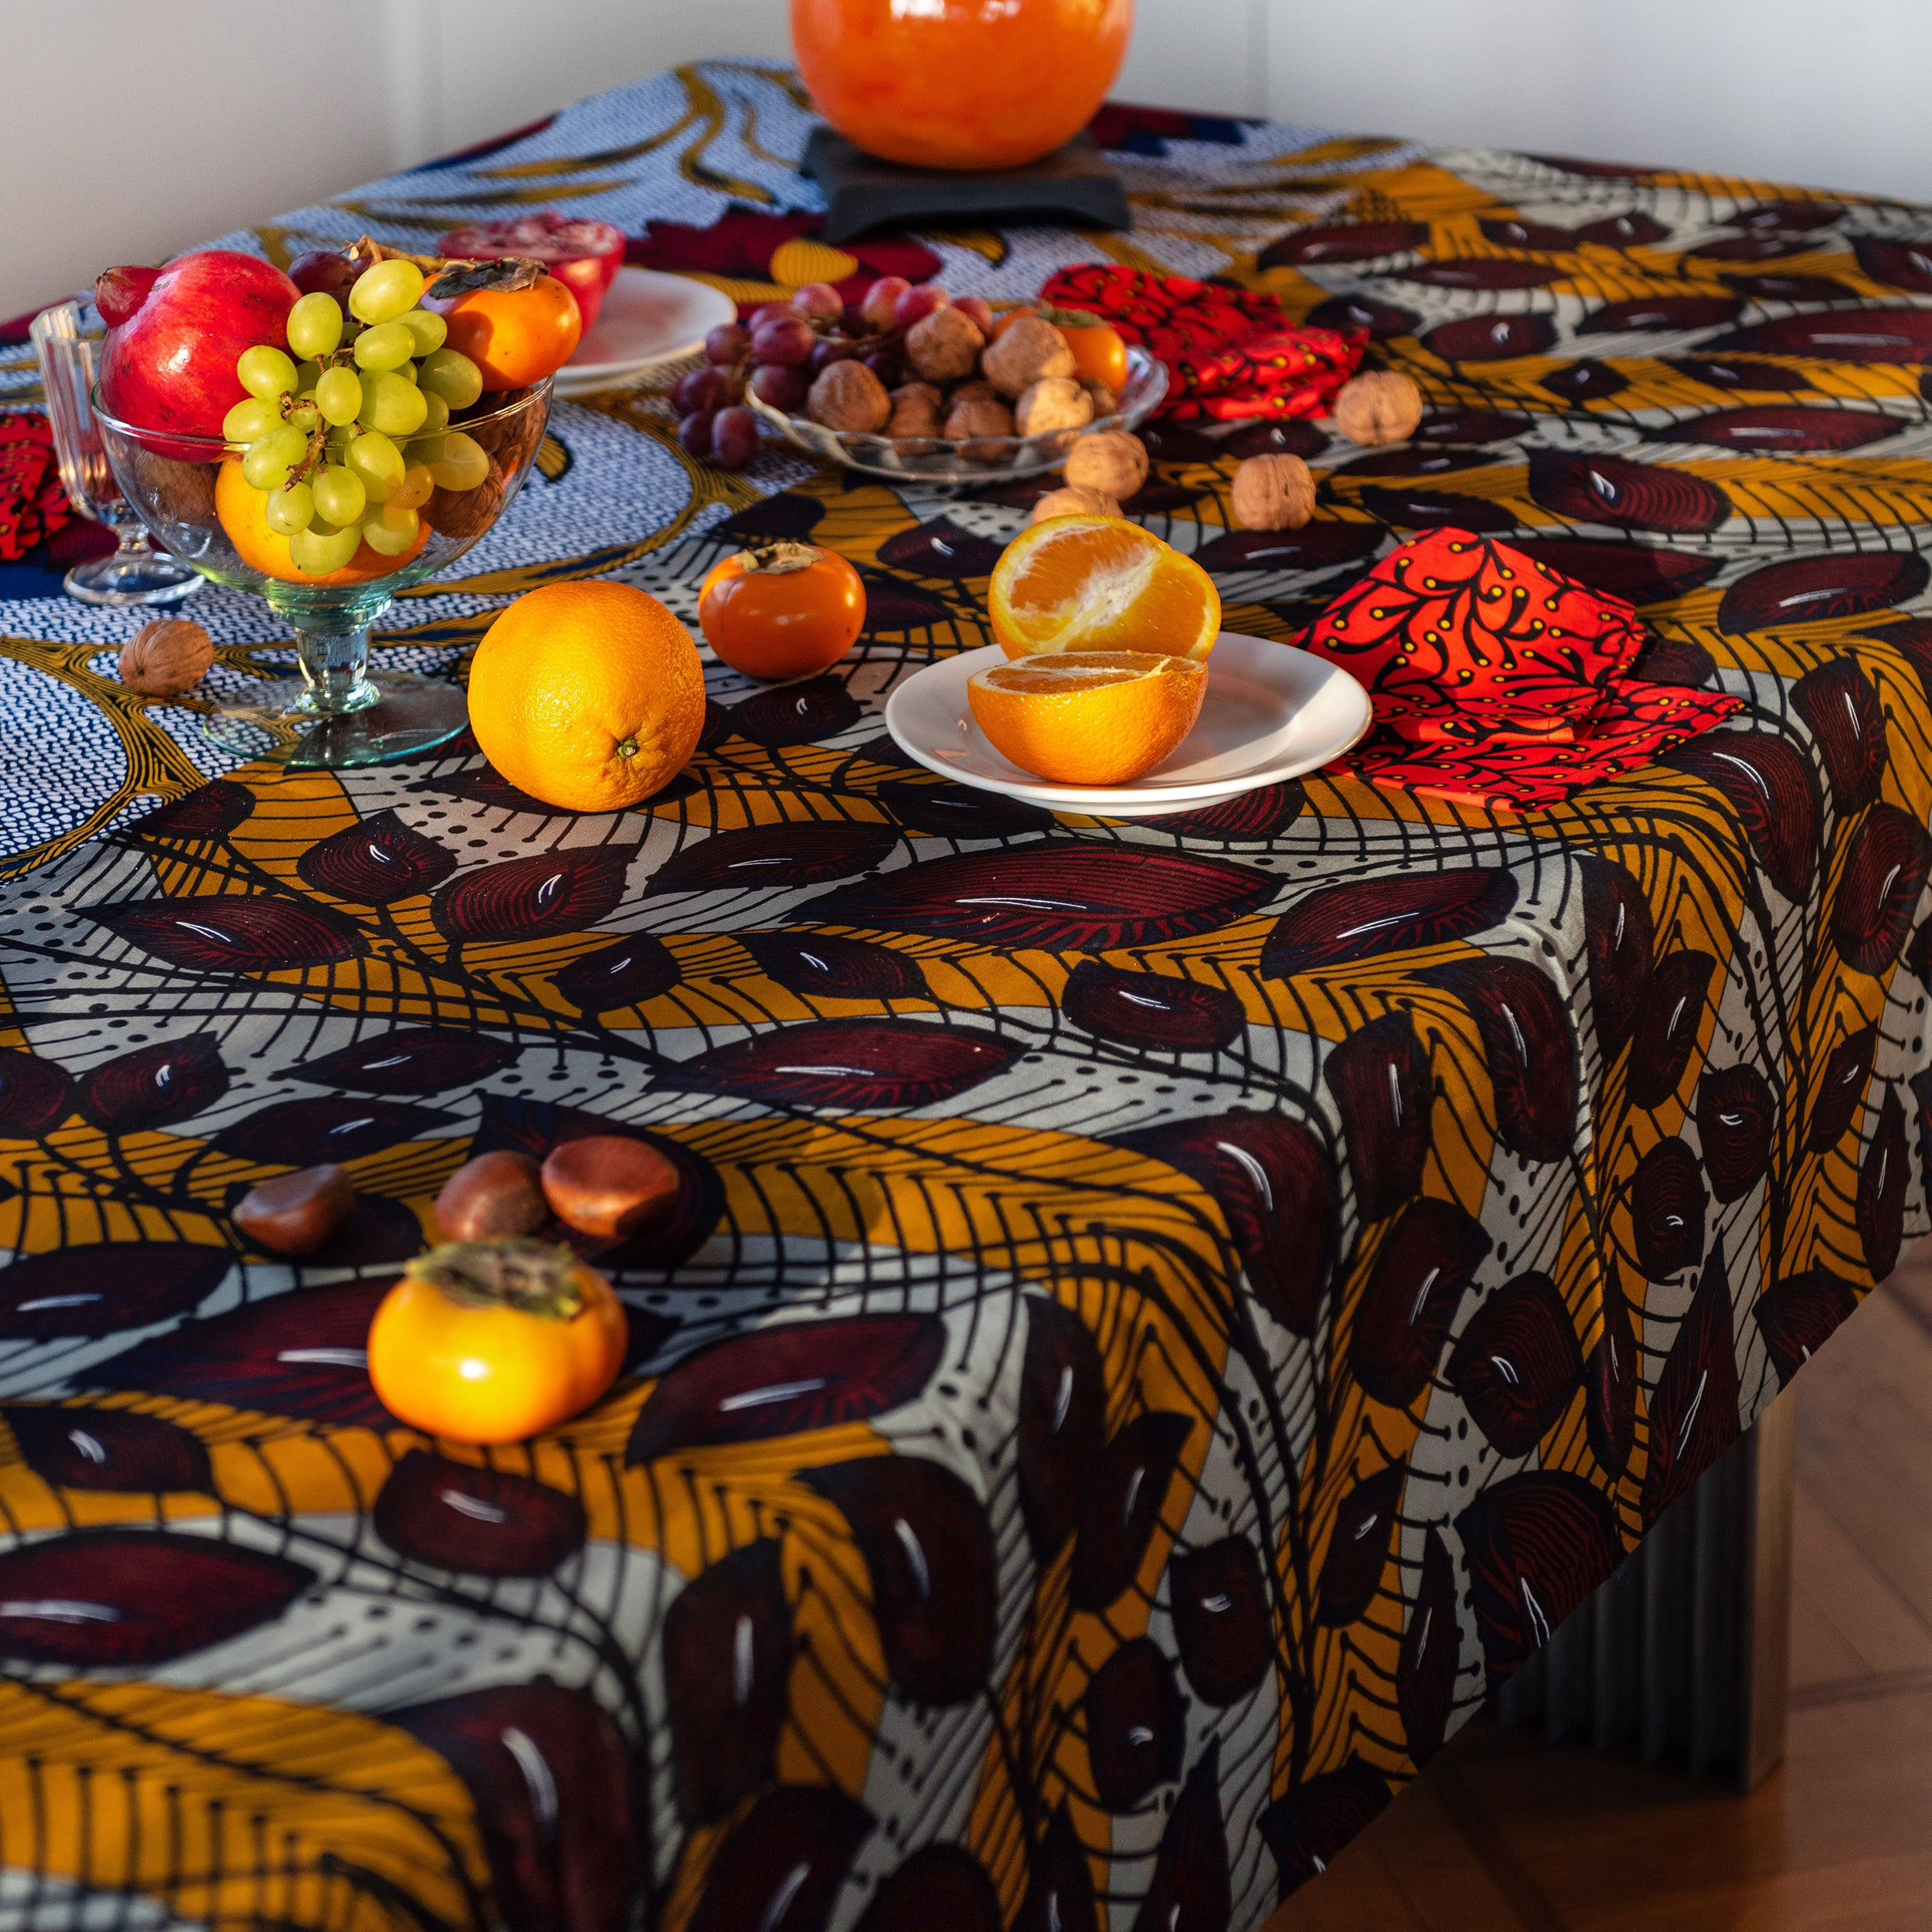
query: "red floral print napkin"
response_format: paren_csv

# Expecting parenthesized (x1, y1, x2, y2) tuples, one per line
(1300, 529, 1742, 810)
(0, 414, 73, 562)
(1038, 264, 1363, 422)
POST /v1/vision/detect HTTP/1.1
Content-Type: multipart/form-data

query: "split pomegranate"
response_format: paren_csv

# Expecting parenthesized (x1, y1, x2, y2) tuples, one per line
(439, 213, 627, 332)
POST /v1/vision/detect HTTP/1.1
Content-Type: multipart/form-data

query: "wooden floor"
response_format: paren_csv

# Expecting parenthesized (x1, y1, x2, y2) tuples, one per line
(1265, 1246, 1932, 1932)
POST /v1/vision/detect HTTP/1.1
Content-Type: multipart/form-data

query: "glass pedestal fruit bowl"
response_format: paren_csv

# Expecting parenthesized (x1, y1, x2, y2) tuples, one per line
(93, 380, 550, 768)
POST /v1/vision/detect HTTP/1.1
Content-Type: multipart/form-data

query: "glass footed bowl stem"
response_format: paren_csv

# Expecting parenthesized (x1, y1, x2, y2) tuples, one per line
(90, 379, 553, 769)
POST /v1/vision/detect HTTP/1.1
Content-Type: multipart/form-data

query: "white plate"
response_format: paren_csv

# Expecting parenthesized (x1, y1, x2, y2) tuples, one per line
(884, 634, 1374, 819)
(551, 267, 738, 396)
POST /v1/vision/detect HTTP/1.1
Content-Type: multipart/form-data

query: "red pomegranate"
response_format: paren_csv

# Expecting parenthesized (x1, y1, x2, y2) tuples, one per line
(97, 250, 301, 451)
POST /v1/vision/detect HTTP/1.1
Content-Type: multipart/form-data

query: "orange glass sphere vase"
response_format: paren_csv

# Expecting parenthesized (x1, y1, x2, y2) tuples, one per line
(792, 0, 1134, 172)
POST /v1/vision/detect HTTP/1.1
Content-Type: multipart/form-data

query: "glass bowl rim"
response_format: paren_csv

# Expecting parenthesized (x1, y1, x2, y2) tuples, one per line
(88, 373, 554, 454)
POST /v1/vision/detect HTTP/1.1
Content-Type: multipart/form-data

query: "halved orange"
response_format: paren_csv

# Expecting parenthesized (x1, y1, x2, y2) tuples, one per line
(988, 514, 1221, 661)
(967, 650, 1207, 786)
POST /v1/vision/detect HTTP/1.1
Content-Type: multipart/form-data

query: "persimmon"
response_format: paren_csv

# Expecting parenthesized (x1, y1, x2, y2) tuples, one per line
(430, 272, 583, 391)
(698, 541, 866, 680)
(367, 1239, 627, 1444)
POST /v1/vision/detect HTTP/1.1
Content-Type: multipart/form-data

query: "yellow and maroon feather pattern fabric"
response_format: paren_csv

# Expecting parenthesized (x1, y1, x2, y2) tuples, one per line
(2, 63, 1932, 1932)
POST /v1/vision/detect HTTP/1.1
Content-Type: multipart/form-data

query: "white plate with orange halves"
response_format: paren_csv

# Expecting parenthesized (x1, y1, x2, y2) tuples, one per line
(884, 634, 1374, 820)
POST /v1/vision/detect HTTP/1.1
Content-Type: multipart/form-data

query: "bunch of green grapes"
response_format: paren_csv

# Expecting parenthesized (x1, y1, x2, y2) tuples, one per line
(223, 258, 495, 576)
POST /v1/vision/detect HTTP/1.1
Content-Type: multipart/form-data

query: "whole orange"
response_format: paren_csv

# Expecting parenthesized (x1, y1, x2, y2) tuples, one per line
(467, 580, 706, 815)
(214, 459, 427, 587)
(791, 0, 1134, 172)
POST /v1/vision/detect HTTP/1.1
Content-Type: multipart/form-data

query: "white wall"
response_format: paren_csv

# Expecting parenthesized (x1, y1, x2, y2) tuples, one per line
(1264, 0, 1932, 203)
(5, 2, 394, 323)
(7, 0, 1932, 322)
(396, 0, 792, 164)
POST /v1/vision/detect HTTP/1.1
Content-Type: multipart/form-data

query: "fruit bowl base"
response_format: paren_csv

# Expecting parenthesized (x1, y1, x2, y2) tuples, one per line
(205, 670, 468, 770)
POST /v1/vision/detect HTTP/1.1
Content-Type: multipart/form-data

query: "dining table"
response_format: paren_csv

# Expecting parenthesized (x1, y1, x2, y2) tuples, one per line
(2, 57, 1930, 1932)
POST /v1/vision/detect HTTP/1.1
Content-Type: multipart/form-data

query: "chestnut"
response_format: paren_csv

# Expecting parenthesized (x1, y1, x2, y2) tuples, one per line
(436, 1149, 548, 1241)
(234, 1163, 355, 1255)
(541, 1134, 679, 1241)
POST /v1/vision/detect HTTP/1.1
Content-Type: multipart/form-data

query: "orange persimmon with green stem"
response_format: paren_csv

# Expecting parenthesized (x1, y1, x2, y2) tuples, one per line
(698, 541, 866, 680)
(367, 1240, 627, 1444)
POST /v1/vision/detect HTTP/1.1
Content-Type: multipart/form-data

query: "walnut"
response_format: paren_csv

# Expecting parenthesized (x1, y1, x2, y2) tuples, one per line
(424, 454, 507, 540)
(981, 316, 1074, 398)
(464, 393, 546, 475)
(905, 306, 985, 383)
(944, 394, 1016, 461)
(1082, 378, 1119, 419)
(1013, 376, 1094, 437)
(1031, 484, 1122, 523)
(117, 444, 217, 532)
(1231, 453, 1316, 531)
(886, 381, 945, 441)
(1333, 370, 1423, 446)
(808, 359, 891, 433)
(949, 379, 998, 404)
(118, 617, 213, 696)
(1063, 430, 1148, 500)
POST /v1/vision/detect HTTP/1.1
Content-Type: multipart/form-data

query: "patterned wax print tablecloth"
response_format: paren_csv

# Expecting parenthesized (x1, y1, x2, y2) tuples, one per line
(5, 58, 1932, 1932)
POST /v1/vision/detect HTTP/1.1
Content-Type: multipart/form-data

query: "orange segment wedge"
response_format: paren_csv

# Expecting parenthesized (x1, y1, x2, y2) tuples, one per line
(988, 514, 1221, 662)
(967, 650, 1208, 787)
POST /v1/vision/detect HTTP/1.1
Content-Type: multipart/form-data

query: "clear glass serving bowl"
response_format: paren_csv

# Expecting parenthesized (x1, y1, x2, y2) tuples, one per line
(93, 379, 551, 768)
(747, 345, 1167, 483)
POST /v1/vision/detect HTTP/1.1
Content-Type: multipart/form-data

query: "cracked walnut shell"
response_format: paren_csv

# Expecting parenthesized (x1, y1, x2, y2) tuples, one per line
(118, 617, 213, 696)
(1231, 453, 1316, 531)
(1333, 370, 1423, 446)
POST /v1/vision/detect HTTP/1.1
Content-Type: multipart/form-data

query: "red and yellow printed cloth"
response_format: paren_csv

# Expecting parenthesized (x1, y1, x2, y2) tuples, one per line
(0, 413, 71, 560)
(1039, 262, 1365, 420)
(1301, 529, 1743, 808)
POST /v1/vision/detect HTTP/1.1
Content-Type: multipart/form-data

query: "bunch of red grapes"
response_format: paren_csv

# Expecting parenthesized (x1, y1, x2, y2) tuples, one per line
(671, 275, 992, 469)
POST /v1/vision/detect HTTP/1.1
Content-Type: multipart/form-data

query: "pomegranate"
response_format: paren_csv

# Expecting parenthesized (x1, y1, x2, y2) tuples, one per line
(439, 213, 627, 332)
(97, 249, 301, 455)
